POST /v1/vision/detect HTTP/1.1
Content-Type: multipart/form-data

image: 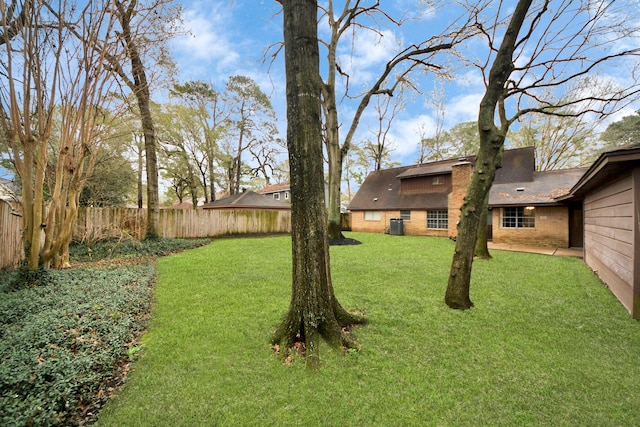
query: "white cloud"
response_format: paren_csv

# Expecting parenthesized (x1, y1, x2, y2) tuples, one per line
(335, 29, 401, 88)
(386, 114, 439, 163)
(453, 69, 485, 89)
(171, 4, 241, 80)
(445, 93, 482, 125)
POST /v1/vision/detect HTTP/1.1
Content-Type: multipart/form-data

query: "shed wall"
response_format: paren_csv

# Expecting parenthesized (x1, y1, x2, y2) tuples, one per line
(584, 173, 634, 314)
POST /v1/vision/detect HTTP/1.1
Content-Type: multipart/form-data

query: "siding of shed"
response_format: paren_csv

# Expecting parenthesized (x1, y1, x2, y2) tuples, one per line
(584, 173, 635, 315)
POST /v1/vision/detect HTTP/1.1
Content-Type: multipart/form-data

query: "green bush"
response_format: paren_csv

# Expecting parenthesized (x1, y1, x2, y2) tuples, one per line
(0, 264, 155, 426)
(69, 237, 212, 262)
(6, 266, 54, 292)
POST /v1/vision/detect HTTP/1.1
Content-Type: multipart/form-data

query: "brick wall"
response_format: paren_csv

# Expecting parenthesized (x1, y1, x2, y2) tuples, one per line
(350, 210, 392, 233)
(491, 206, 569, 247)
(350, 210, 448, 237)
(447, 161, 473, 239)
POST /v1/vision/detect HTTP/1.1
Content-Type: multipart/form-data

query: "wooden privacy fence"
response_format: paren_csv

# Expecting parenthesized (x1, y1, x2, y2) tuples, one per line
(0, 202, 23, 269)
(1, 206, 291, 268)
(75, 207, 292, 241)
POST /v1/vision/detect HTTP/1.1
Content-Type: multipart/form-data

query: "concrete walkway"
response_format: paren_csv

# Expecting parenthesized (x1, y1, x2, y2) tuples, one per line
(487, 242, 584, 259)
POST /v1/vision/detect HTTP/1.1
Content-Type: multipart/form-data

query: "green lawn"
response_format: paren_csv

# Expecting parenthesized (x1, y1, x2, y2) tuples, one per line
(96, 233, 640, 426)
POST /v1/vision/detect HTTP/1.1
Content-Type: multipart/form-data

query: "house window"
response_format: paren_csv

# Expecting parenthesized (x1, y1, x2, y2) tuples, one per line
(427, 210, 448, 229)
(502, 207, 535, 228)
(432, 176, 444, 185)
(364, 211, 381, 221)
(400, 210, 411, 221)
(284, 191, 289, 200)
(273, 193, 280, 200)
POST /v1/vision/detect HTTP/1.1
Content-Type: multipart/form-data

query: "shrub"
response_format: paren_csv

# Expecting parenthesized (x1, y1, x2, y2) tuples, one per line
(6, 266, 54, 292)
(68, 237, 212, 263)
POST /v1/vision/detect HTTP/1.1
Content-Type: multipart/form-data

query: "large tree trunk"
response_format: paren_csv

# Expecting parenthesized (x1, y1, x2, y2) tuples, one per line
(323, 88, 345, 239)
(116, 0, 160, 239)
(322, 13, 344, 241)
(208, 155, 216, 202)
(474, 192, 491, 259)
(327, 143, 345, 239)
(137, 137, 144, 208)
(17, 139, 45, 270)
(445, 0, 533, 309)
(273, 0, 364, 369)
(234, 126, 245, 195)
(134, 60, 160, 239)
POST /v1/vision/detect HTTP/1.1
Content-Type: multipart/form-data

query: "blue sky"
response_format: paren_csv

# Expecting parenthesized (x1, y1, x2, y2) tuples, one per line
(167, 1, 640, 168)
(168, 1, 491, 166)
(2, 1, 638, 184)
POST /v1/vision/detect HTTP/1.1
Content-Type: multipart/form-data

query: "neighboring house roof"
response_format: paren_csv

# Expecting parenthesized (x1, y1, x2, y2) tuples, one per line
(257, 183, 290, 194)
(567, 143, 640, 199)
(490, 168, 587, 207)
(200, 190, 291, 210)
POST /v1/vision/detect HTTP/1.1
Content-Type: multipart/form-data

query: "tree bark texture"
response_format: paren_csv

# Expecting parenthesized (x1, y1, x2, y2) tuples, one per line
(445, 0, 533, 309)
(116, 0, 160, 239)
(474, 191, 492, 260)
(274, 0, 364, 368)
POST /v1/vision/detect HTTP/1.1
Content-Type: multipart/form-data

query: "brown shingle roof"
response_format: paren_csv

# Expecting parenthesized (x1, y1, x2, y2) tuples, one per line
(348, 146, 574, 211)
(200, 190, 291, 210)
(257, 182, 290, 194)
(395, 158, 466, 179)
(348, 165, 449, 210)
(490, 168, 587, 207)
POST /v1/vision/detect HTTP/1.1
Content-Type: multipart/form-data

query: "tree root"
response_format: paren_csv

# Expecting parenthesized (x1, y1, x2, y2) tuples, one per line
(271, 308, 367, 368)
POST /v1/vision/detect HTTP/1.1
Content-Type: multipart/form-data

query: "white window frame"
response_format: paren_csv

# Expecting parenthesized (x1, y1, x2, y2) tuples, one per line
(501, 207, 536, 228)
(400, 210, 411, 221)
(427, 209, 448, 229)
(273, 193, 280, 200)
(364, 211, 381, 221)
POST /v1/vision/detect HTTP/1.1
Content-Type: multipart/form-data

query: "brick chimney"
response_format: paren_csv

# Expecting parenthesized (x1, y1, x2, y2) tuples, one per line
(447, 161, 473, 239)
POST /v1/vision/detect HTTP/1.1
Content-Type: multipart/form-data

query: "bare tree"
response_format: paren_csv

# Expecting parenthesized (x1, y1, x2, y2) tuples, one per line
(417, 83, 449, 163)
(360, 90, 402, 171)
(61, 0, 180, 238)
(445, 0, 640, 309)
(319, 1, 476, 239)
(508, 88, 605, 171)
(249, 142, 287, 186)
(108, 0, 176, 238)
(0, 0, 122, 269)
(272, 0, 365, 369)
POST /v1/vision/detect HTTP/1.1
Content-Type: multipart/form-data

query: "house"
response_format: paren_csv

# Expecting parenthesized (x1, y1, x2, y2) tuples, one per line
(257, 182, 332, 208)
(348, 146, 587, 248)
(257, 183, 291, 203)
(200, 190, 291, 210)
(565, 144, 640, 319)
